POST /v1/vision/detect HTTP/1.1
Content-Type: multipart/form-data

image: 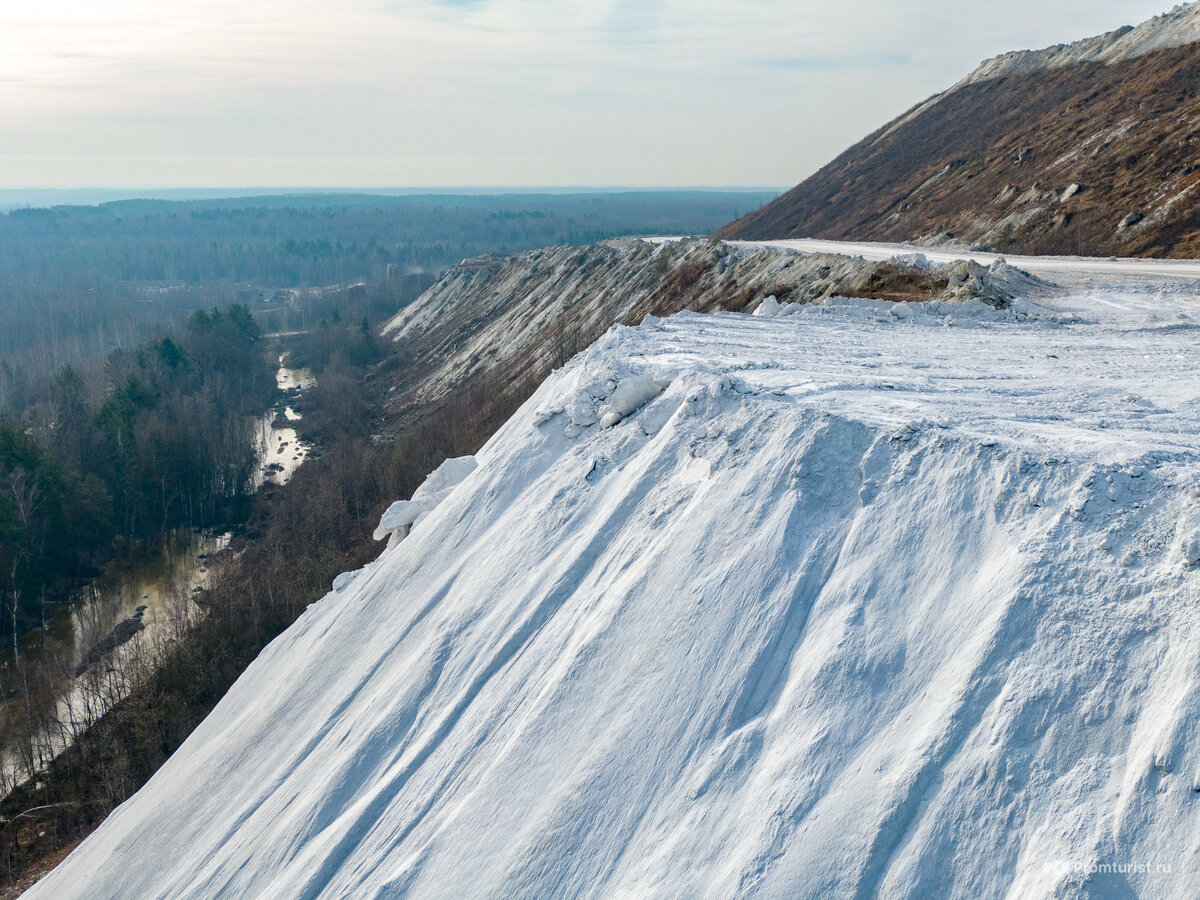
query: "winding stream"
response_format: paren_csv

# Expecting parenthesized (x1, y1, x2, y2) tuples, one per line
(71, 355, 316, 667)
(255, 358, 315, 488)
(1, 354, 317, 783)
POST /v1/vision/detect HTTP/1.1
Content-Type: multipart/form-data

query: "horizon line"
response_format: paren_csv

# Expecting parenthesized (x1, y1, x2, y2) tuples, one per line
(0, 185, 786, 194)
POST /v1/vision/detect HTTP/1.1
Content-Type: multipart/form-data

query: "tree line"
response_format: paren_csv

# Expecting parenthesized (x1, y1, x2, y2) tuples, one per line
(0, 191, 778, 414)
(0, 305, 273, 658)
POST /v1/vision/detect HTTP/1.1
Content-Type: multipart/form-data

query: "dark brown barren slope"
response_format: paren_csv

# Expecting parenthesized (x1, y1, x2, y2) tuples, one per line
(719, 41, 1200, 257)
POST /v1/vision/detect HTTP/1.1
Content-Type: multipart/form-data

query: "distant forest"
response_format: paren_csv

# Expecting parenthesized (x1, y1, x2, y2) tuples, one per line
(0, 191, 775, 412)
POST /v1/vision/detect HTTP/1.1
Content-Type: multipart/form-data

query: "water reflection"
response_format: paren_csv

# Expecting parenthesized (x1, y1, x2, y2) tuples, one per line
(256, 357, 315, 488)
(1, 350, 319, 783)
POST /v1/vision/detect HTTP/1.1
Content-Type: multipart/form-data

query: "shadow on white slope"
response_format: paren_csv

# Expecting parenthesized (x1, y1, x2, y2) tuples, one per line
(26, 295, 1200, 898)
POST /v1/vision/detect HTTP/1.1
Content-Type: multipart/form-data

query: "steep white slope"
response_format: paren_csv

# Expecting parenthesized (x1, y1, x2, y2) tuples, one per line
(27, 279, 1200, 899)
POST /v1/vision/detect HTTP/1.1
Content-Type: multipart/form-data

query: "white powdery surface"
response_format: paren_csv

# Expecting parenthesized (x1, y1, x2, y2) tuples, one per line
(960, 2, 1200, 87)
(28, 276, 1200, 899)
(373, 456, 478, 547)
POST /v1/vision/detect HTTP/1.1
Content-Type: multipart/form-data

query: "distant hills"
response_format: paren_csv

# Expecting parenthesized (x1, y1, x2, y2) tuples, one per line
(0, 187, 782, 214)
(720, 3, 1200, 258)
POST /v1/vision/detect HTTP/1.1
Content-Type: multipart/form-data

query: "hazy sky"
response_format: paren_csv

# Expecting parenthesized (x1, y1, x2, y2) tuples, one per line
(0, 0, 1179, 188)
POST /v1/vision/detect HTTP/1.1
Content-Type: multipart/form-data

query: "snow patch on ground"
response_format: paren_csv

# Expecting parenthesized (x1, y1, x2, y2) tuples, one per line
(536, 369, 673, 437)
(750, 289, 1066, 327)
(373, 455, 477, 547)
(599, 374, 666, 428)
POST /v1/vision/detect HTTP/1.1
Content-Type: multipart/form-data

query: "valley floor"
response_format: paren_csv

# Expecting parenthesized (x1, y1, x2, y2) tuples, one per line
(24, 242, 1200, 899)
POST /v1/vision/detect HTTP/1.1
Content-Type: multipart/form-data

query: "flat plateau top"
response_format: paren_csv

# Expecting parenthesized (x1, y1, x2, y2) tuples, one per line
(632, 238, 1200, 463)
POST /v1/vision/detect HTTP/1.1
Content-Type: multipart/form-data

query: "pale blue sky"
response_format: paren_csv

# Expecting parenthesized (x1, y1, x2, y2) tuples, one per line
(0, 0, 1180, 188)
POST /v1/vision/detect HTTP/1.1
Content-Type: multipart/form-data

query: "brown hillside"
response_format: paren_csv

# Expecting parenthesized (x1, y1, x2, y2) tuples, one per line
(718, 41, 1200, 257)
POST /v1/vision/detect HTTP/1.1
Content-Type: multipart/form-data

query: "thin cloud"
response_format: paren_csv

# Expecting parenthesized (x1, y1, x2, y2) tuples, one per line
(0, 0, 1181, 187)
